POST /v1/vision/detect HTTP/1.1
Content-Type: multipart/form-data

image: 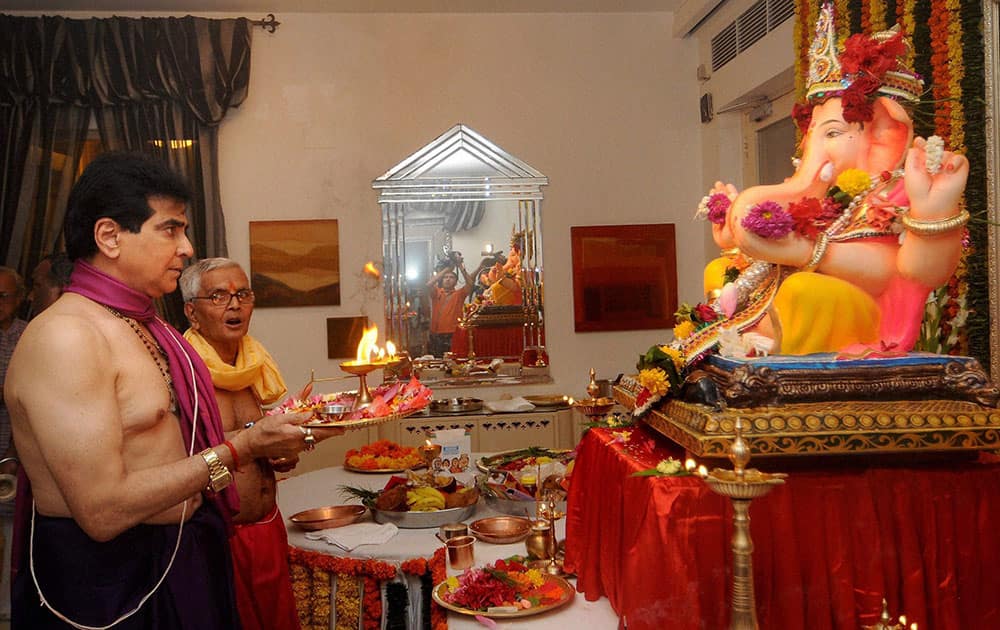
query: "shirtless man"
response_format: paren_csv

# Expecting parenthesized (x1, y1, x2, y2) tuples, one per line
(3, 152, 333, 629)
(181, 257, 317, 630)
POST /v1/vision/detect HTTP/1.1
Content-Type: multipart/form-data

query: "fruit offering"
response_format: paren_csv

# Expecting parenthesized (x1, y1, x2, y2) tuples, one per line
(341, 469, 479, 513)
(344, 440, 424, 471)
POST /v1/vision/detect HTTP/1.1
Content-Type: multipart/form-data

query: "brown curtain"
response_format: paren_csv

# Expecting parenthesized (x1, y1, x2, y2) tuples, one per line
(0, 14, 252, 327)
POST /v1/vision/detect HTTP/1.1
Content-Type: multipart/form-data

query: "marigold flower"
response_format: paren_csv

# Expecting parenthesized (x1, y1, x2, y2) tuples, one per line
(638, 368, 670, 397)
(673, 320, 695, 340)
(834, 168, 872, 197)
(661, 346, 684, 371)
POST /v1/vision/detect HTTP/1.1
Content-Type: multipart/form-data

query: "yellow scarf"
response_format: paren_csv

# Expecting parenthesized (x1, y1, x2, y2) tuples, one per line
(183, 329, 288, 405)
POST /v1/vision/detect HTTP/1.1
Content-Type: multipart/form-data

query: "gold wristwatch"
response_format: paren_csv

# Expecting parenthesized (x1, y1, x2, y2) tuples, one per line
(199, 447, 233, 493)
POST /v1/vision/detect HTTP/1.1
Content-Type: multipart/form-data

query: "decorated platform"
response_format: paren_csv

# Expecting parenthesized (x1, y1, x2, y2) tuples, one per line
(700, 352, 1000, 407)
(615, 370, 1000, 458)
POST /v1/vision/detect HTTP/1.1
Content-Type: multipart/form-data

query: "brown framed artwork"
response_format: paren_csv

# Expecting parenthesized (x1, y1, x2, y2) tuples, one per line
(570, 224, 678, 332)
(249, 219, 340, 307)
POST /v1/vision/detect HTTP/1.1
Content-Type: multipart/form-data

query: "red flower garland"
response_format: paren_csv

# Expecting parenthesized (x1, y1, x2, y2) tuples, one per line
(288, 546, 398, 581)
(430, 548, 448, 630)
(362, 577, 382, 630)
(928, 0, 951, 137)
(401, 557, 429, 576)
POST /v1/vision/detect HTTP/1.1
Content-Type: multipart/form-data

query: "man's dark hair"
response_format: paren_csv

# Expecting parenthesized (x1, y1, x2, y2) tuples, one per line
(41, 252, 74, 288)
(64, 152, 192, 261)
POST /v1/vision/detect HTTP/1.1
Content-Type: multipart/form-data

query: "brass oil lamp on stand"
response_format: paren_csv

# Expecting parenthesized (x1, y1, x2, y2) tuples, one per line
(338, 325, 400, 410)
(571, 368, 615, 419)
(702, 418, 786, 630)
(862, 600, 918, 630)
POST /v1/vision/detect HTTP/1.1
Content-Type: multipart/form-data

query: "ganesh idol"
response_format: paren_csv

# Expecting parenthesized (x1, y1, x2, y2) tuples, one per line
(681, 2, 969, 364)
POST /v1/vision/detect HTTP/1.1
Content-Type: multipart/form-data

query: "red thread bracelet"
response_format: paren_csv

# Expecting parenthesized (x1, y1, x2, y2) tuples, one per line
(222, 440, 240, 471)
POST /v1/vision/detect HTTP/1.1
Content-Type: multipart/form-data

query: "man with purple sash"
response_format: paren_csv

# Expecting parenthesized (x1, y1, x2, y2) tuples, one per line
(4, 153, 328, 628)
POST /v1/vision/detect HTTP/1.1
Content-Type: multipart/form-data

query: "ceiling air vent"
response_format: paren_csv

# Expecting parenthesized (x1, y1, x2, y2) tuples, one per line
(711, 0, 795, 72)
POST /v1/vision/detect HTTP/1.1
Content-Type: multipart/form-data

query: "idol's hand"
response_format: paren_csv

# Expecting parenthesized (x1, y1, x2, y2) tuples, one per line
(904, 136, 969, 220)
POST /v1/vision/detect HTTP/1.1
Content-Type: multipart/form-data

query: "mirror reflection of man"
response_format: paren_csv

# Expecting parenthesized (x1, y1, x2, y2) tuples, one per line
(181, 257, 329, 630)
(426, 253, 473, 357)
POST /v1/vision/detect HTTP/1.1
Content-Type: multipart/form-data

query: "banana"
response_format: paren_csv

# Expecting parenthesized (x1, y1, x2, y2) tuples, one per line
(405, 487, 446, 511)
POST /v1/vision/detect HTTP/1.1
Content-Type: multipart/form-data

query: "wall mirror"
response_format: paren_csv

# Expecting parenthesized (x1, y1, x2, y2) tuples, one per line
(374, 124, 549, 387)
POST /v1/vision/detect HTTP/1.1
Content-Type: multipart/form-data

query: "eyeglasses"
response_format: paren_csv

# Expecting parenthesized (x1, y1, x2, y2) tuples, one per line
(189, 289, 255, 307)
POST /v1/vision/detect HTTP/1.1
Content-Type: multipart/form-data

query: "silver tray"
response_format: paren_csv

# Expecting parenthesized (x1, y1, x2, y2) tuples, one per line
(430, 397, 484, 414)
(371, 503, 478, 529)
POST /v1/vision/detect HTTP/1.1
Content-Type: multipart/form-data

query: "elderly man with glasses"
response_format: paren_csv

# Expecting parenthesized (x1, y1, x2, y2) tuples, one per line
(181, 257, 340, 630)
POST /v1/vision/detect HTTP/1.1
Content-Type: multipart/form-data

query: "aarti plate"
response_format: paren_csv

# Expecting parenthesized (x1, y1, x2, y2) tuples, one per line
(432, 574, 575, 618)
(302, 407, 422, 430)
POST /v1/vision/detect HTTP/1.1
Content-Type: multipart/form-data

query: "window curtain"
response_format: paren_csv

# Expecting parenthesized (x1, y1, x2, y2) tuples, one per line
(0, 14, 252, 327)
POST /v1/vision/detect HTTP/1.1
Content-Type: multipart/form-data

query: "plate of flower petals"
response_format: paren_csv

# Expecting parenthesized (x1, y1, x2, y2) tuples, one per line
(433, 556, 574, 618)
(267, 377, 433, 430)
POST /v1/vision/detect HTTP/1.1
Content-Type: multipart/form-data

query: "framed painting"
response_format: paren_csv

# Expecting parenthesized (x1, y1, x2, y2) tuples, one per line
(249, 219, 340, 307)
(570, 224, 678, 332)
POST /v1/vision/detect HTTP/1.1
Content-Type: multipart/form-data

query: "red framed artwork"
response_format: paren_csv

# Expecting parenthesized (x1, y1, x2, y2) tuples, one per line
(570, 224, 678, 332)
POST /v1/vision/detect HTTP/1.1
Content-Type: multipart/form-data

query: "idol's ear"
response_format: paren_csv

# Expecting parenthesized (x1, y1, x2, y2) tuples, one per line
(867, 97, 914, 174)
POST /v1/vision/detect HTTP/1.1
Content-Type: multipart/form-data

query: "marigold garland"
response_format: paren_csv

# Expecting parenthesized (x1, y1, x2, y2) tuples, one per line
(430, 548, 448, 630)
(290, 563, 313, 629)
(869, 0, 887, 31)
(313, 567, 333, 630)
(289, 546, 398, 580)
(401, 557, 429, 576)
(362, 577, 382, 630)
(334, 576, 361, 630)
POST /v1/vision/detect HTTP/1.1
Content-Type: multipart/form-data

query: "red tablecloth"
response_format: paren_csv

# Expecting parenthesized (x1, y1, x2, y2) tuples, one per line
(450, 326, 531, 358)
(563, 425, 1000, 630)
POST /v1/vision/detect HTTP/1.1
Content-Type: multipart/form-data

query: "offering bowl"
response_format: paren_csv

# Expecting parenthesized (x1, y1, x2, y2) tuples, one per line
(317, 403, 351, 422)
(290, 505, 366, 531)
(469, 516, 532, 544)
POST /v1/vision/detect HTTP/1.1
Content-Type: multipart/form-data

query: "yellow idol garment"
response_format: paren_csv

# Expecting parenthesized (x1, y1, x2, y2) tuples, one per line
(184, 329, 288, 405)
(772, 271, 881, 355)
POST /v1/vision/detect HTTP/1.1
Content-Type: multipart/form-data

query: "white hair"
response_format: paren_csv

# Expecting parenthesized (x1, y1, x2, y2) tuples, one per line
(179, 258, 243, 302)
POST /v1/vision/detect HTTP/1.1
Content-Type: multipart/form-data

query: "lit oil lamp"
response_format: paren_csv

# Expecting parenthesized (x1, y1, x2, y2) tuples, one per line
(418, 439, 442, 469)
(339, 324, 399, 409)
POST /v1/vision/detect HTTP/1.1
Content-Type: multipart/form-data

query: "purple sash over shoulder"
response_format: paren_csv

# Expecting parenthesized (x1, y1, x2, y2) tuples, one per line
(62, 260, 239, 517)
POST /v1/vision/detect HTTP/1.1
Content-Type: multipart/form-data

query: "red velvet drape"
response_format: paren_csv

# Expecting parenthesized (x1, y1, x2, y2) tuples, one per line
(564, 425, 1000, 629)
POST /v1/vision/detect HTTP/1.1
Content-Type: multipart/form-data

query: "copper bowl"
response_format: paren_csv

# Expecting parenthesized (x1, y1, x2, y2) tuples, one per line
(469, 516, 532, 544)
(289, 505, 366, 531)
